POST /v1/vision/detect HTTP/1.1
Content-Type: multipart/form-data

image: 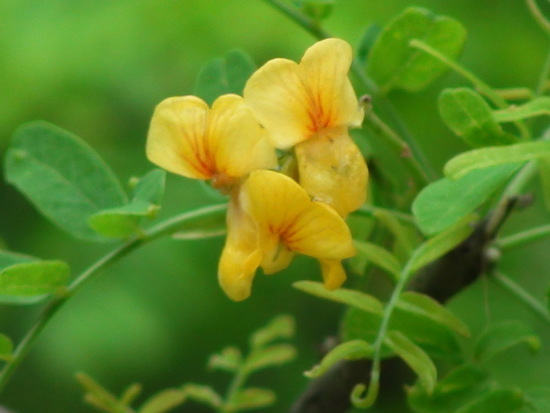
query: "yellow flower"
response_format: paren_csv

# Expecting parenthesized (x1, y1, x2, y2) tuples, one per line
(244, 38, 368, 217)
(146, 94, 277, 190)
(218, 170, 355, 301)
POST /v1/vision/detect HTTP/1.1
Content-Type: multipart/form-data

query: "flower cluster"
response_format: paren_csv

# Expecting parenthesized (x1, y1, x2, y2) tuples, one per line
(146, 39, 368, 301)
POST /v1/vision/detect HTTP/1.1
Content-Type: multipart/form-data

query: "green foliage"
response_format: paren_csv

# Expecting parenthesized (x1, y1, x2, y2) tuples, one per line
(292, 0, 334, 21)
(77, 372, 142, 413)
(356, 24, 381, 65)
(172, 204, 227, 240)
(353, 240, 401, 281)
(305, 339, 374, 378)
(367, 7, 466, 92)
(4, 122, 127, 242)
(438, 88, 516, 147)
(493, 97, 550, 122)
(194, 50, 256, 105)
(0, 334, 13, 362)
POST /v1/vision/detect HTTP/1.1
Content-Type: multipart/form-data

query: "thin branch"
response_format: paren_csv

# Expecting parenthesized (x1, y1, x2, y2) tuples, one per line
(497, 224, 550, 249)
(526, 0, 550, 37)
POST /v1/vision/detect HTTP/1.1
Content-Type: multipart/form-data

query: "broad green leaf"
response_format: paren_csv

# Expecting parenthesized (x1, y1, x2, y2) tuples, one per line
(4, 122, 127, 241)
(357, 24, 381, 65)
(0, 250, 35, 270)
(412, 163, 521, 235)
(250, 314, 295, 349)
(0, 334, 13, 361)
(407, 364, 492, 412)
(493, 97, 550, 122)
(455, 389, 525, 413)
(172, 204, 227, 240)
(385, 330, 437, 393)
(245, 344, 297, 372)
(228, 388, 276, 411)
(367, 7, 466, 92)
(180, 384, 222, 409)
(397, 292, 470, 337)
(353, 240, 402, 281)
(438, 88, 516, 147)
(474, 320, 540, 362)
(293, 281, 384, 315)
(0, 260, 69, 304)
(408, 214, 475, 274)
(139, 389, 186, 413)
(444, 141, 550, 180)
(208, 346, 242, 372)
(305, 339, 374, 378)
(292, 0, 334, 21)
(194, 50, 256, 105)
(538, 157, 550, 211)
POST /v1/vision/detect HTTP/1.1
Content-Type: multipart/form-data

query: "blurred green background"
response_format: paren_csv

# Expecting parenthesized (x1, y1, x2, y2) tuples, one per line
(1, 0, 549, 412)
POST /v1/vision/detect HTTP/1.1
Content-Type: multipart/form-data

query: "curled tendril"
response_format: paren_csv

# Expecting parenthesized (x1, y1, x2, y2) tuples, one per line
(351, 379, 379, 409)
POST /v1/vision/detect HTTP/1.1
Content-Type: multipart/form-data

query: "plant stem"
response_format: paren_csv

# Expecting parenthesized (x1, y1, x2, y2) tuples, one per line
(0, 204, 228, 394)
(526, 0, 550, 37)
(261, 0, 330, 39)
(491, 271, 550, 325)
(497, 224, 550, 249)
(356, 205, 416, 225)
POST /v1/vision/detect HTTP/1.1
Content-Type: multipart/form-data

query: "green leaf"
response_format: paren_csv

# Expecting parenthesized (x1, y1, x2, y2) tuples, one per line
(538, 156, 550, 211)
(293, 281, 384, 315)
(397, 292, 470, 337)
(493, 97, 550, 122)
(0, 260, 69, 304)
(139, 388, 186, 413)
(208, 346, 242, 373)
(374, 209, 416, 254)
(4, 122, 127, 241)
(305, 340, 374, 378)
(194, 50, 256, 105)
(0, 334, 13, 361)
(444, 141, 550, 180)
(353, 240, 402, 281)
(228, 388, 276, 411)
(520, 388, 550, 412)
(455, 389, 525, 413)
(245, 344, 297, 372)
(413, 163, 521, 235)
(407, 364, 492, 412)
(180, 384, 222, 409)
(357, 24, 381, 65)
(408, 214, 475, 274)
(250, 314, 295, 349)
(292, 0, 334, 21)
(438, 88, 516, 148)
(474, 320, 541, 362)
(385, 330, 437, 393)
(76, 372, 127, 413)
(131, 169, 166, 205)
(367, 7, 466, 92)
(0, 250, 35, 270)
(172, 204, 227, 240)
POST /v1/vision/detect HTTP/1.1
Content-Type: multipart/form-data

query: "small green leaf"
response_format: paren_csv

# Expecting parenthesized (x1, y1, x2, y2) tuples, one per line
(474, 320, 541, 362)
(76, 372, 126, 413)
(538, 156, 550, 211)
(406, 364, 492, 412)
(455, 388, 526, 413)
(293, 281, 384, 315)
(4, 122, 127, 241)
(397, 292, 470, 337)
(0, 250, 35, 270)
(208, 346, 242, 372)
(139, 389, 186, 413)
(228, 388, 276, 411)
(172, 204, 227, 240)
(0, 334, 13, 361)
(250, 314, 295, 349)
(245, 344, 296, 372)
(357, 24, 381, 65)
(180, 384, 222, 409)
(120, 383, 142, 406)
(408, 214, 475, 274)
(305, 340, 374, 378)
(194, 50, 256, 105)
(367, 7, 466, 92)
(0, 260, 69, 304)
(438, 88, 516, 148)
(385, 330, 437, 393)
(413, 163, 521, 235)
(131, 169, 166, 205)
(493, 97, 550, 123)
(444, 141, 550, 180)
(353, 240, 402, 281)
(292, 0, 334, 21)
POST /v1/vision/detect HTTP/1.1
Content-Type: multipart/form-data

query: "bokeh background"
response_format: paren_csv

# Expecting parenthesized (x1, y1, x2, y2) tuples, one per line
(1, 0, 550, 412)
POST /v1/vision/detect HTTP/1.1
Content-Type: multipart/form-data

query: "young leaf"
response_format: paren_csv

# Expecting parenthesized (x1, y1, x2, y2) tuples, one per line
(455, 388, 525, 413)
(293, 281, 384, 315)
(384, 330, 437, 393)
(0, 260, 69, 304)
(474, 320, 541, 362)
(397, 292, 470, 337)
(227, 388, 276, 411)
(139, 388, 186, 413)
(353, 240, 402, 281)
(0, 334, 13, 361)
(367, 7, 466, 92)
(444, 141, 550, 180)
(408, 214, 475, 274)
(412, 163, 521, 235)
(180, 384, 222, 409)
(438, 88, 516, 147)
(76, 372, 128, 413)
(305, 340, 374, 378)
(250, 314, 295, 349)
(194, 50, 256, 105)
(493, 97, 550, 123)
(245, 344, 297, 372)
(208, 346, 242, 372)
(4, 122, 127, 241)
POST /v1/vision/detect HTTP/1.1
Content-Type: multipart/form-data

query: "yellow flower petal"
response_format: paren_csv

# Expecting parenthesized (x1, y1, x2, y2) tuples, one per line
(294, 127, 368, 217)
(261, 242, 295, 275)
(146, 96, 211, 179)
(218, 195, 262, 301)
(319, 259, 347, 290)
